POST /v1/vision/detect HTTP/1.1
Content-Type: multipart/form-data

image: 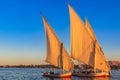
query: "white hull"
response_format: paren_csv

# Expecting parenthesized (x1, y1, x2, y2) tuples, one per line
(43, 72, 72, 78)
(73, 71, 110, 77)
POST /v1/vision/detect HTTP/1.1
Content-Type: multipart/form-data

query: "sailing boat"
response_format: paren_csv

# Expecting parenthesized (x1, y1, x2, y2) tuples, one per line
(68, 4, 111, 77)
(41, 15, 74, 78)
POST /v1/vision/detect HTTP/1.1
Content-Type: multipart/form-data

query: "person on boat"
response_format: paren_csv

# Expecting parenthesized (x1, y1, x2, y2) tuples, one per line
(50, 71, 54, 74)
(44, 71, 49, 75)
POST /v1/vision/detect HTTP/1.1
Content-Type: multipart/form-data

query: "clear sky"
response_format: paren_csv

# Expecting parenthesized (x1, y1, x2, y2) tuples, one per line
(0, 0, 120, 65)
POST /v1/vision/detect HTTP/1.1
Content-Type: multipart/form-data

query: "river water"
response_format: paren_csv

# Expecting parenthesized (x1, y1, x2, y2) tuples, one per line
(0, 68, 119, 80)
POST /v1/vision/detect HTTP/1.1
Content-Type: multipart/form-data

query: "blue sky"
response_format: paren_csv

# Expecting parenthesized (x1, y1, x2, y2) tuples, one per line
(0, 0, 120, 65)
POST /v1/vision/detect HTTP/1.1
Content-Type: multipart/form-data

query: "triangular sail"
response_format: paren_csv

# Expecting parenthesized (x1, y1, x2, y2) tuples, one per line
(85, 18, 110, 71)
(42, 16, 61, 67)
(94, 48, 110, 72)
(62, 47, 74, 71)
(68, 4, 95, 67)
(42, 16, 74, 71)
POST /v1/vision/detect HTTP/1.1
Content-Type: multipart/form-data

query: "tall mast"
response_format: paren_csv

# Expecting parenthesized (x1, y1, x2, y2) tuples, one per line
(60, 43, 63, 72)
(93, 40, 96, 71)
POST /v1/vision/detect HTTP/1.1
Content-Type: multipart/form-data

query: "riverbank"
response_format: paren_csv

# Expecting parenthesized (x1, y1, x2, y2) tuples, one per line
(0, 64, 119, 70)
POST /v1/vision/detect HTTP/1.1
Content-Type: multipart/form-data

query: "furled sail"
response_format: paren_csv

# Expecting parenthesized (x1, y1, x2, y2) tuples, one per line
(85, 19, 110, 72)
(42, 16, 74, 71)
(68, 4, 95, 67)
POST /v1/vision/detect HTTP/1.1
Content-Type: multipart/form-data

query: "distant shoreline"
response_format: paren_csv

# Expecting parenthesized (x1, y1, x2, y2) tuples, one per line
(0, 64, 119, 70)
(0, 64, 58, 68)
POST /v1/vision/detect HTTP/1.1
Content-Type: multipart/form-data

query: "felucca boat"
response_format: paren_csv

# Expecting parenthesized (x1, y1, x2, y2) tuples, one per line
(68, 4, 111, 77)
(41, 15, 74, 78)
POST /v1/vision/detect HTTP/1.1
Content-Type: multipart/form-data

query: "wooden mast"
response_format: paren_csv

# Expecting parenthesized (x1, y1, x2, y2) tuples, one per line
(60, 43, 64, 73)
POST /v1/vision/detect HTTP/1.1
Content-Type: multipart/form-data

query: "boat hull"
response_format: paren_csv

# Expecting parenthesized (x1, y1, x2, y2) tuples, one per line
(43, 72, 71, 78)
(72, 72, 110, 77)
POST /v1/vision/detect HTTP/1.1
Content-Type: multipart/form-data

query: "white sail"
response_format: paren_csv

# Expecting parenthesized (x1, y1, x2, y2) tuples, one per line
(94, 48, 110, 72)
(42, 16, 61, 67)
(68, 4, 95, 67)
(42, 16, 74, 71)
(85, 19, 110, 72)
(62, 47, 74, 71)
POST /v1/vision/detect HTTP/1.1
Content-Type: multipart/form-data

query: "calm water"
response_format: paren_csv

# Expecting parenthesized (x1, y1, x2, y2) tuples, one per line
(0, 68, 119, 80)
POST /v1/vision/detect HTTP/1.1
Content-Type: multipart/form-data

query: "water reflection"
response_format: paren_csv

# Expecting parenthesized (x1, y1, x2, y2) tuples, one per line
(45, 77, 72, 80)
(45, 76, 112, 80)
(73, 77, 112, 80)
